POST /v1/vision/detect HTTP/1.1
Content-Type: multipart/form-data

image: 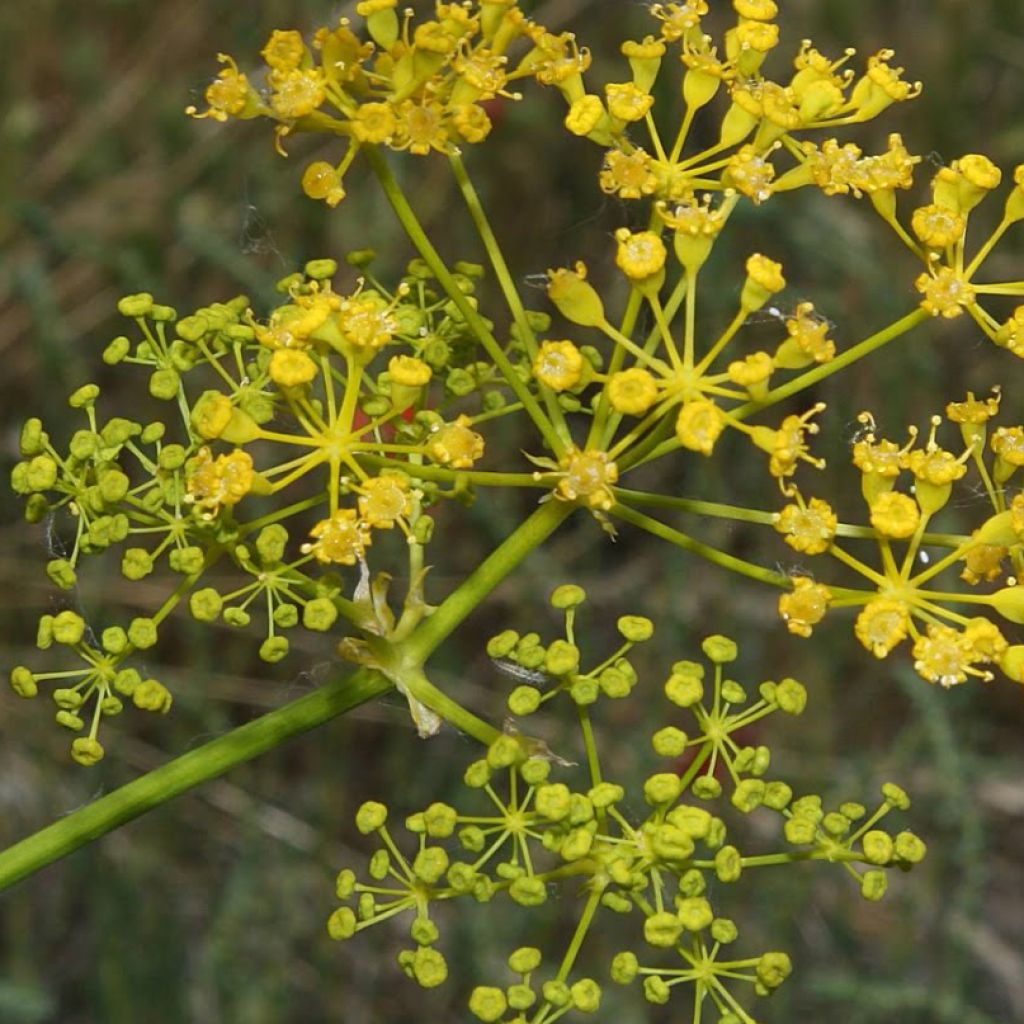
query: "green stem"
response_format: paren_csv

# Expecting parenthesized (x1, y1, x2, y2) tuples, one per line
(364, 147, 565, 456)
(405, 499, 574, 662)
(0, 666, 390, 892)
(611, 503, 788, 588)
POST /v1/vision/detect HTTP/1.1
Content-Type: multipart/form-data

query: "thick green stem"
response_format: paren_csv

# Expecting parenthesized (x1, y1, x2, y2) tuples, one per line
(364, 146, 565, 456)
(405, 499, 574, 662)
(0, 666, 390, 892)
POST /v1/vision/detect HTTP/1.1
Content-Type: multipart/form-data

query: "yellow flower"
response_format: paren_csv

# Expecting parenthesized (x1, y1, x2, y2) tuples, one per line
(740, 253, 785, 312)
(774, 497, 837, 555)
(961, 542, 1006, 585)
(191, 392, 234, 440)
(270, 348, 318, 388)
(774, 302, 835, 368)
(352, 102, 398, 144)
(357, 0, 398, 13)
(393, 98, 449, 155)
(727, 351, 774, 389)
(338, 293, 398, 351)
(995, 307, 1024, 357)
(850, 49, 922, 121)
(750, 406, 825, 481)
(911, 204, 965, 249)
(675, 400, 725, 455)
(600, 148, 659, 199)
(854, 598, 910, 658)
(608, 368, 659, 415)
(963, 617, 1007, 662)
(991, 426, 1024, 467)
(734, 0, 778, 20)
(554, 448, 619, 510)
(269, 68, 326, 120)
(357, 473, 413, 529)
(650, 1, 709, 41)
(565, 95, 605, 136)
(605, 82, 654, 122)
(303, 510, 370, 565)
(261, 29, 306, 72)
(904, 445, 967, 486)
(946, 391, 1000, 426)
(852, 434, 906, 478)
(732, 20, 779, 54)
(452, 104, 493, 143)
(186, 54, 257, 122)
(186, 448, 255, 516)
(389, 355, 432, 387)
(915, 267, 975, 318)
(869, 491, 920, 539)
(778, 577, 830, 638)
(533, 340, 585, 392)
(427, 415, 485, 468)
(912, 623, 983, 687)
(614, 229, 667, 281)
(726, 144, 776, 205)
(301, 162, 346, 207)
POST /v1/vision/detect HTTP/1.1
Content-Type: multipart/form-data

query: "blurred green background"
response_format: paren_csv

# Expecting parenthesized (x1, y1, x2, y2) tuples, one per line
(2, 1, 1024, 1021)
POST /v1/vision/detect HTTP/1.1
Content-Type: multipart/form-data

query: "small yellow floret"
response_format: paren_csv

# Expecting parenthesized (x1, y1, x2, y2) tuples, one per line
(915, 267, 975, 318)
(778, 577, 830, 638)
(608, 368, 659, 416)
(262, 29, 306, 72)
(675, 400, 725, 455)
(534, 340, 585, 392)
(389, 355, 432, 387)
(270, 348, 318, 388)
(186, 448, 255, 516)
(302, 162, 346, 207)
(554, 448, 619, 510)
(911, 204, 965, 249)
(303, 510, 370, 565)
(741, 253, 785, 311)
(565, 95, 606, 136)
(869, 491, 920, 539)
(614, 229, 667, 281)
(774, 497, 836, 554)
(855, 598, 910, 658)
(605, 82, 654, 122)
(427, 415, 485, 469)
(357, 473, 413, 529)
(352, 102, 398, 144)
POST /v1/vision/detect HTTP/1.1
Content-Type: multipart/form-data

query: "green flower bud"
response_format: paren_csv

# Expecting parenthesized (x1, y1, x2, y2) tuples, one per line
(841, 801, 867, 820)
(53, 687, 83, 709)
(118, 292, 154, 318)
(463, 759, 491, 788)
(823, 812, 851, 837)
(410, 917, 439, 948)
(702, 635, 738, 663)
(113, 668, 140, 696)
(643, 976, 670, 1005)
(610, 951, 639, 985)
(541, 980, 570, 1008)
(508, 685, 541, 715)
(68, 383, 100, 409)
(189, 588, 223, 622)
(775, 677, 808, 714)
(166, 546, 203, 575)
(447, 862, 478, 892)
(468, 986, 507, 1022)
(731, 779, 765, 813)
(508, 946, 542, 974)
(882, 782, 911, 810)
(893, 830, 927, 863)
(711, 917, 738, 943)
(510, 876, 548, 905)
(598, 666, 631, 698)
(10, 666, 38, 698)
(667, 805, 711, 838)
(25, 455, 58, 492)
(140, 421, 166, 444)
(763, 780, 793, 811)
(19, 418, 48, 456)
(358, 892, 375, 919)
(356, 801, 388, 834)
(100, 695, 123, 716)
(259, 636, 289, 663)
(715, 845, 743, 882)
(36, 615, 55, 650)
(55, 710, 84, 731)
(46, 559, 77, 590)
(303, 597, 338, 632)
(678, 868, 706, 897)
(665, 670, 703, 707)
(862, 830, 894, 865)
(412, 514, 434, 544)
(550, 584, 586, 608)
(255, 524, 289, 564)
(458, 827, 486, 853)
(133, 679, 172, 713)
(486, 630, 519, 658)
(70, 736, 105, 766)
(272, 604, 298, 629)
(327, 907, 357, 940)
(588, 782, 624, 809)
(423, 802, 458, 838)
(97, 469, 130, 504)
(101, 626, 128, 654)
(617, 615, 653, 641)
(487, 734, 522, 769)
(405, 812, 425, 834)
(305, 258, 338, 280)
(410, 947, 448, 989)
(569, 677, 599, 705)
(149, 368, 180, 401)
(570, 978, 601, 1013)
(644, 772, 682, 806)
(751, 744, 771, 776)
(52, 611, 85, 646)
(861, 869, 888, 901)
(784, 816, 818, 845)
(792, 794, 823, 820)
(755, 951, 792, 993)
(127, 617, 158, 649)
(121, 548, 154, 581)
(222, 607, 251, 627)
(335, 868, 356, 899)
(651, 824, 694, 861)
(562, 826, 595, 861)
(602, 891, 632, 913)
(691, 775, 722, 800)
(677, 896, 714, 931)
(158, 444, 187, 470)
(535, 783, 572, 821)
(721, 679, 747, 705)
(149, 304, 176, 322)
(507, 984, 535, 1012)
(519, 757, 550, 785)
(545, 639, 580, 676)
(369, 849, 390, 880)
(644, 911, 683, 948)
